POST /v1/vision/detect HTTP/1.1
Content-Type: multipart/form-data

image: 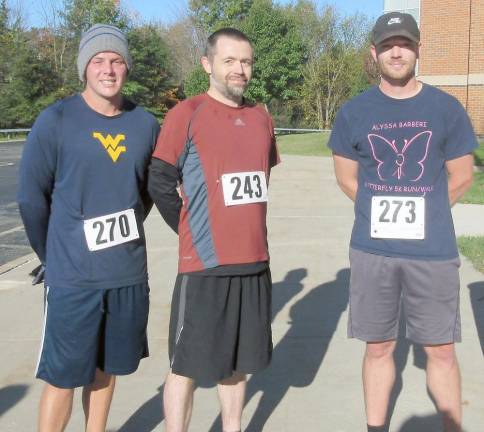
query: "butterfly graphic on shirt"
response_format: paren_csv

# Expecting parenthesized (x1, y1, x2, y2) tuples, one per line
(367, 130, 432, 181)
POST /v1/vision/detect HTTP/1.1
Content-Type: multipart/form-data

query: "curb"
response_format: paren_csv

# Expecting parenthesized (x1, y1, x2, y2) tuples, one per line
(0, 252, 37, 275)
(0, 139, 25, 144)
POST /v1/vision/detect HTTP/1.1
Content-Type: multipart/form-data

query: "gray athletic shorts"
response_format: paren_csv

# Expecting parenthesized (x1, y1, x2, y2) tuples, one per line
(168, 269, 272, 383)
(348, 248, 461, 345)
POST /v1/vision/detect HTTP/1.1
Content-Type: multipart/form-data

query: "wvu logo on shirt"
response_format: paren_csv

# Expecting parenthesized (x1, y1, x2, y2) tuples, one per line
(92, 132, 126, 163)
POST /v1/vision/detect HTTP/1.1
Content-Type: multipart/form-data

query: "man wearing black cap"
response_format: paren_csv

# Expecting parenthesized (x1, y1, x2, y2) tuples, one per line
(17, 24, 159, 431)
(328, 12, 477, 432)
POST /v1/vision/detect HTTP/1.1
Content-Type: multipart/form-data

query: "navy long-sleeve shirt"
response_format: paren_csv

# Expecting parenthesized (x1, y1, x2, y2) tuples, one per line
(17, 94, 159, 289)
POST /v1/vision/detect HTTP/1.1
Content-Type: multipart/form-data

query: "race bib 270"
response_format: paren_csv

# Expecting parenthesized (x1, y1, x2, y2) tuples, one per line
(83, 208, 140, 251)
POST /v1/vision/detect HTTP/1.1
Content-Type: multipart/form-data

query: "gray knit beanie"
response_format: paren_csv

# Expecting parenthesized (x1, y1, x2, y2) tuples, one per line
(77, 24, 132, 82)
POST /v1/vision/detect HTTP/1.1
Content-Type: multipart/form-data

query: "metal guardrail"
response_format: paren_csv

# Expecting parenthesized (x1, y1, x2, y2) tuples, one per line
(1, 127, 480, 139)
(274, 128, 331, 135)
(0, 129, 31, 143)
(1, 127, 331, 143)
(0, 129, 31, 133)
(1, 127, 328, 136)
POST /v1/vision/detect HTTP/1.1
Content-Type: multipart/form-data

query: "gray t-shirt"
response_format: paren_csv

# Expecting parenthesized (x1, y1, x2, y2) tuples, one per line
(328, 84, 478, 260)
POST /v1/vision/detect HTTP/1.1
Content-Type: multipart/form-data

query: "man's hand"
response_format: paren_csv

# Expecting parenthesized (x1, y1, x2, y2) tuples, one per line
(332, 154, 359, 201)
(446, 154, 474, 206)
(29, 264, 45, 285)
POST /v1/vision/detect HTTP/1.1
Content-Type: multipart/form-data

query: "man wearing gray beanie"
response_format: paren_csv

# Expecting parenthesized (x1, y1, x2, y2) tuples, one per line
(77, 23, 132, 82)
(18, 23, 159, 431)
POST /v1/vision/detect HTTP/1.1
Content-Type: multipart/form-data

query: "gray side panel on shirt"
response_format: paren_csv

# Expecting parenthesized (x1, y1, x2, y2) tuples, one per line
(178, 139, 218, 269)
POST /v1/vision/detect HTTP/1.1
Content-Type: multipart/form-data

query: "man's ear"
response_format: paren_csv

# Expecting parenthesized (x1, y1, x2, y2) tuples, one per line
(370, 44, 378, 63)
(201, 56, 212, 74)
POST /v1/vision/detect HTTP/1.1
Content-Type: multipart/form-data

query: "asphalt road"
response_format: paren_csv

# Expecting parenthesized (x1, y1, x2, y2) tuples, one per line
(0, 141, 32, 268)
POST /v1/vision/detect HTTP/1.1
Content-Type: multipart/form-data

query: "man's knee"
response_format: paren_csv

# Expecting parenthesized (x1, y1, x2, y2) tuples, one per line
(424, 344, 458, 367)
(365, 341, 396, 361)
(42, 382, 75, 398)
(166, 372, 195, 389)
(218, 372, 246, 386)
(89, 369, 115, 389)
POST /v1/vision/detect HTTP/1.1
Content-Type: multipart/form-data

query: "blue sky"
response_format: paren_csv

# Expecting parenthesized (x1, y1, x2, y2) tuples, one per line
(12, 0, 384, 28)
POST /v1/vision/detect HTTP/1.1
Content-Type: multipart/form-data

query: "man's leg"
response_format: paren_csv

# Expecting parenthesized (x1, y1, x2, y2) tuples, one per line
(38, 383, 74, 432)
(424, 343, 461, 432)
(363, 340, 397, 428)
(82, 368, 116, 432)
(401, 257, 462, 431)
(164, 372, 195, 432)
(217, 372, 246, 432)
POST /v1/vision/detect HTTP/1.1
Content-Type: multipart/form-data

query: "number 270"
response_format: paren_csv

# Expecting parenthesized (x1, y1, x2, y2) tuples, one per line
(92, 214, 130, 245)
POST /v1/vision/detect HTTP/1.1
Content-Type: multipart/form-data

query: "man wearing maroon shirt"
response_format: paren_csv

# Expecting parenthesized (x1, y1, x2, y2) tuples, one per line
(148, 28, 279, 432)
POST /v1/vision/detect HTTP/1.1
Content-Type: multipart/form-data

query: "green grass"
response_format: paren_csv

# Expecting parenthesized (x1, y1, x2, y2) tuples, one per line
(0, 134, 27, 142)
(276, 133, 483, 204)
(276, 132, 331, 156)
(475, 140, 484, 166)
(458, 236, 484, 273)
(277, 134, 483, 162)
(460, 171, 484, 205)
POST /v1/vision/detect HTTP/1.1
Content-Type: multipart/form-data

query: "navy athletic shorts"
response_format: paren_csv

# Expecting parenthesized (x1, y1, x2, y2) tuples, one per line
(35, 283, 150, 388)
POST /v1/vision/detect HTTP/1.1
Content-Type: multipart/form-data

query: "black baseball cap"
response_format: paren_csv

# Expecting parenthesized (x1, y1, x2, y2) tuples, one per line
(371, 11, 420, 45)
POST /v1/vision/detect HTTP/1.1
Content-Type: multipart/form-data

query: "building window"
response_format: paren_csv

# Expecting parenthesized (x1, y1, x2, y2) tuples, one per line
(384, 0, 420, 24)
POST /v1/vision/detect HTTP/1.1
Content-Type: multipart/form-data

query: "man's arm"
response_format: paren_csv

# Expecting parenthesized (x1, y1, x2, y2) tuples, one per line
(140, 184, 154, 221)
(332, 153, 359, 202)
(148, 158, 182, 233)
(446, 153, 474, 206)
(141, 120, 161, 220)
(17, 111, 58, 264)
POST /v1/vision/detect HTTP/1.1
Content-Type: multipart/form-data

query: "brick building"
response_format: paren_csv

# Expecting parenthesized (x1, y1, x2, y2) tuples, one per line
(383, 0, 483, 135)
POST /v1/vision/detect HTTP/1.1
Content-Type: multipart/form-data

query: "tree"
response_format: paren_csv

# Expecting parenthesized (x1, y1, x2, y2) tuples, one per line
(0, 0, 10, 85)
(189, 0, 253, 32)
(0, 0, 13, 127)
(0, 3, 58, 127)
(124, 25, 177, 118)
(0, 0, 139, 127)
(294, 3, 371, 128)
(0, 0, 6, 34)
(241, 0, 306, 104)
(61, 0, 129, 34)
(160, 17, 205, 83)
(183, 65, 209, 98)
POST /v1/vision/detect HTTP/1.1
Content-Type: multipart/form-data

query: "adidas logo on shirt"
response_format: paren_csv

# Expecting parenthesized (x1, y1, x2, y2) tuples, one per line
(234, 118, 246, 127)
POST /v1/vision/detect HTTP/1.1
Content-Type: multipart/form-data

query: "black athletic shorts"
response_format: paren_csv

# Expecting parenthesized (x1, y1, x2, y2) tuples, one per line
(168, 269, 273, 383)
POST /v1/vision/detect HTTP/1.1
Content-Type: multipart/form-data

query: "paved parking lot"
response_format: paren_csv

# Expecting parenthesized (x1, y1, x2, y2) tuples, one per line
(0, 155, 483, 431)
(0, 142, 31, 269)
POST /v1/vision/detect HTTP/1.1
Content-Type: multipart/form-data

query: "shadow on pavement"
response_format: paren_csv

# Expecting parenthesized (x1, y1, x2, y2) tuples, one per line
(210, 267, 350, 432)
(397, 413, 466, 432)
(117, 384, 164, 432)
(389, 278, 483, 432)
(387, 315, 427, 426)
(118, 268, 308, 431)
(0, 384, 29, 417)
(388, 305, 469, 430)
(468, 281, 484, 355)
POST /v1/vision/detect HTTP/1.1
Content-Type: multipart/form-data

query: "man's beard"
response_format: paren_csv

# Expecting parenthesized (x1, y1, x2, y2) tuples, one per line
(225, 83, 245, 98)
(379, 59, 416, 82)
(212, 76, 247, 100)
